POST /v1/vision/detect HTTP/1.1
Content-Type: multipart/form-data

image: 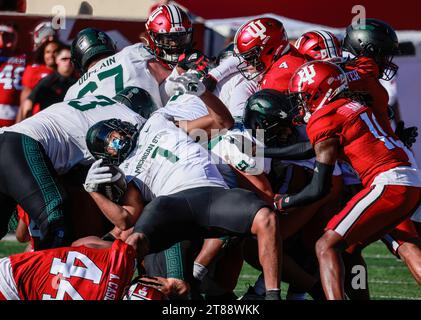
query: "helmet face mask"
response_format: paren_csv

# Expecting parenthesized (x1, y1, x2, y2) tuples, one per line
(86, 119, 139, 166)
(0, 24, 18, 54)
(146, 4, 193, 67)
(235, 46, 266, 80)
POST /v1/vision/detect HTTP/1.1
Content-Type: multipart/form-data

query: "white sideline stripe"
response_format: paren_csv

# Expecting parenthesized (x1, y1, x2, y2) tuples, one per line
(364, 254, 399, 260)
(1, 234, 17, 241)
(375, 295, 420, 300)
(335, 185, 385, 236)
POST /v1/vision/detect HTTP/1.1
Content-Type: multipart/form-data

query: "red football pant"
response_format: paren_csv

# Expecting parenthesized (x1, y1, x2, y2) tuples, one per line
(382, 218, 420, 257)
(326, 184, 421, 248)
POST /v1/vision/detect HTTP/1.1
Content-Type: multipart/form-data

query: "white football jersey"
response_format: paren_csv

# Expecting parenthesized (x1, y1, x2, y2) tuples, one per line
(156, 93, 208, 121)
(208, 122, 271, 176)
(64, 43, 164, 108)
(120, 112, 228, 201)
(214, 72, 259, 119)
(3, 95, 145, 174)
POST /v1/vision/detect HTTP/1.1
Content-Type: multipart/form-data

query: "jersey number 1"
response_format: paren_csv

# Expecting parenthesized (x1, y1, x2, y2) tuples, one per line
(360, 112, 401, 150)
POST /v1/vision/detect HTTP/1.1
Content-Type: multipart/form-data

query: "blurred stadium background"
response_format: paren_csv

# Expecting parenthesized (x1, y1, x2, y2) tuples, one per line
(1, 0, 421, 299)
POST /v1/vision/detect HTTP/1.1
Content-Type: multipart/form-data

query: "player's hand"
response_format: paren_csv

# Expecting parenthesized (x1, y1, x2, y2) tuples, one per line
(137, 275, 190, 298)
(177, 49, 212, 76)
(83, 159, 113, 192)
(273, 193, 287, 214)
(202, 73, 218, 92)
(395, 121, 418, 148)
(167, 73, 206, 97)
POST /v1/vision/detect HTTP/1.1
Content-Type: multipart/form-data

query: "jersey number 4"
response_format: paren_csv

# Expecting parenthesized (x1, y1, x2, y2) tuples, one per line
(42, 251, 103, 300)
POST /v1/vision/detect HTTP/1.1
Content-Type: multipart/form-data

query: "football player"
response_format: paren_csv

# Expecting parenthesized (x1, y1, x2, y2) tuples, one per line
(234, 17, 307, 92)
(0, 23, 26, 127)
(64, 28, 169, 108)
(85, 79, 283, 300)
(278, 60, 421, 299)
(342, 19, 421, 286)
(0, 87, 147, 248)
(0, 236, 188, 300)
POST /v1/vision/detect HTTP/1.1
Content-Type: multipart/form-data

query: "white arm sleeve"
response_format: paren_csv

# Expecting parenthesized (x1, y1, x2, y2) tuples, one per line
(209, 56, 239, 82)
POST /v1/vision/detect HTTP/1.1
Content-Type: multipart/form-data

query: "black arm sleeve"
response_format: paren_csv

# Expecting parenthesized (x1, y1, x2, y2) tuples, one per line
(281, 161, 334, 209)
(264, 141, 315, 160)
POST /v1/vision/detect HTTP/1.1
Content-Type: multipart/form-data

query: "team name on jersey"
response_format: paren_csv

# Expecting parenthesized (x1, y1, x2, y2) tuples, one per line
(345, 70, 361, 83)
(104, 273, 121, 300)
(135, 131, 167, 174)
(78, 56, 117, 85)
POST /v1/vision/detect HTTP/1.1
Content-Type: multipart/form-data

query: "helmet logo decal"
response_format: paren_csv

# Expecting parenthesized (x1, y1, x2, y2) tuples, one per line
(246, 20, 267, 40)
(298, 64, 317, 85)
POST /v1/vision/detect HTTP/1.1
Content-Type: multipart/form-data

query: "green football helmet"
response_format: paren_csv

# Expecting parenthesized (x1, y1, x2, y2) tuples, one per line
(244, 89, 298, 147)
(343, 18, 399, 80)
(71, 28, 116, 72)
(86, 119, 139, 166)
(113, 87, 157, 119)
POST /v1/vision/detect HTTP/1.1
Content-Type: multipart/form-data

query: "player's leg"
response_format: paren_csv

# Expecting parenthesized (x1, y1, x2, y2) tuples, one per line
(0, 132, 67, 248)
(382, 219, 421, 285)
(0, 194, 16, 240)
(316, 184, 421, 299)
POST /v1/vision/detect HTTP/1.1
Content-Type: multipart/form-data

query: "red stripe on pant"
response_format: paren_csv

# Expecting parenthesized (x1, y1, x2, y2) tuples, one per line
(0, 290, 6, 300)
(326, 184, 421, 248)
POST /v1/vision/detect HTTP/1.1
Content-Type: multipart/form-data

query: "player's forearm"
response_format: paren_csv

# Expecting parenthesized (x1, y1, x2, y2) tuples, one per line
(199, 90, 234, 130)
(88, 192, 133, 230)
(17, 99, 34, 122)
(264, 141, 315, 160)
(281, 161, 334, 209)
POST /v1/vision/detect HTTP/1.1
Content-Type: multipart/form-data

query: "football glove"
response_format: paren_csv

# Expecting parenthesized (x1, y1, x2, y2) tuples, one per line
(177, 49, 213, 77)
(167, 73, 206, 97)
(84, 159, 115, 193)
(395, 120, 418, 148)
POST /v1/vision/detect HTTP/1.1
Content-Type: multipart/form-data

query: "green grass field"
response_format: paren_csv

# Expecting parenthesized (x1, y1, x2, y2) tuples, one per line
(1, 239, 420, 300)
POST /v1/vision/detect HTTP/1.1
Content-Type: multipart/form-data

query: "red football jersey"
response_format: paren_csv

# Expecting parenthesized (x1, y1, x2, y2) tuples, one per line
(0, 54, 26, 125)
(260, 47, 307, 92)
(343, 57, 391, 134)
(21, 64, 54, 90)
(307, 98, 410, 187)
(9, 240, 136, 300)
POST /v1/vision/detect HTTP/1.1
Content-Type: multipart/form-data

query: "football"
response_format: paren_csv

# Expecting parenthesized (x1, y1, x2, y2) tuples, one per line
(98, 166, 127, 203)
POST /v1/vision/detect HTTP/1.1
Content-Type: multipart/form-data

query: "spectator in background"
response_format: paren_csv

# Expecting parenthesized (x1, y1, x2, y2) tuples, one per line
(0, 23, 26, 127)
(17, 34, 61, 120)
(18, 46, 76, 121)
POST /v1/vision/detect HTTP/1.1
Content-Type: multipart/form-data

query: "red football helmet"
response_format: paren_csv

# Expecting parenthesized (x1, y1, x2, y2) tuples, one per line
(145, 4, 193, 67)
(0, 24, 18, 55)
(234, 17, 290, 80)
(295, 30, 342, 61)
(32, 21, 58, 50)
(288, 61, 348, 121)
(123, 281, 167, 300)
